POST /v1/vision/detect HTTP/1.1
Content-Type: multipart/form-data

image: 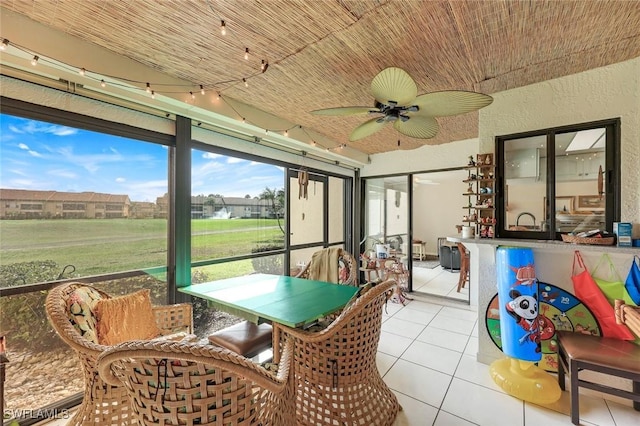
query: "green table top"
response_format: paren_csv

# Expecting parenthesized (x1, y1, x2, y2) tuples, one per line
(178, 274, 359, 328)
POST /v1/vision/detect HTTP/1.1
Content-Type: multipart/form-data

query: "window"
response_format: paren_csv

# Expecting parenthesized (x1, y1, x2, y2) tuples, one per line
(496, 119, 620, 239)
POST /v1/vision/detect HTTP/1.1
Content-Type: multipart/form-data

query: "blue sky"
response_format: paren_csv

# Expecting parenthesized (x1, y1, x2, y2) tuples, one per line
(0, 114, 284, 202)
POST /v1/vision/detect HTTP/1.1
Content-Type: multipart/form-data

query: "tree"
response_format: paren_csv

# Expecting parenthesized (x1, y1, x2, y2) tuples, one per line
(259, 187, 285, 234)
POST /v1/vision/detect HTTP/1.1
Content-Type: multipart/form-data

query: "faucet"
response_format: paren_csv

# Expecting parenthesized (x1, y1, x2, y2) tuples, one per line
(516, 212, 536, 228)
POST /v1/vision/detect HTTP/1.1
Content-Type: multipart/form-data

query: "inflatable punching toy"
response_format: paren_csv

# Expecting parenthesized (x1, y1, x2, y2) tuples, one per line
(489, 247, 561, 404)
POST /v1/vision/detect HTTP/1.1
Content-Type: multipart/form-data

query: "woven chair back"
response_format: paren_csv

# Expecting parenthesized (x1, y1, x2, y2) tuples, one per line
(98, 340, 295, 426)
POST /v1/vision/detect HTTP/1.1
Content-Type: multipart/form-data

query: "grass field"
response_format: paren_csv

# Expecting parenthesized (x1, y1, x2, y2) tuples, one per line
(0, 218, 284, 279)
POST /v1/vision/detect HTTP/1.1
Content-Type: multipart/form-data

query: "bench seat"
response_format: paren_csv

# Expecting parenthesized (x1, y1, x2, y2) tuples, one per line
(556, 331, 640, 425)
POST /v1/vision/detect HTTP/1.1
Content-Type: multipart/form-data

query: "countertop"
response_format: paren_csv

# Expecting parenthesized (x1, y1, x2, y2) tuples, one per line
(446, 236, 639, 254)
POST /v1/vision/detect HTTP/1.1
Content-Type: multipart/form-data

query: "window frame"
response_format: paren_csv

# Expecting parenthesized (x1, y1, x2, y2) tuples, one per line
(495, 118, 621, 240)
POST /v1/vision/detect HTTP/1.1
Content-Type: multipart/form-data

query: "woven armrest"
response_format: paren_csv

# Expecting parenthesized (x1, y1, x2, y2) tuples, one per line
(153, 303, 193, 334)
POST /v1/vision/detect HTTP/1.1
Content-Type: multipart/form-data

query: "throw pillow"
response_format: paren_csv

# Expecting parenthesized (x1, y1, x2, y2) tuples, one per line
(67, 285, 104, 344)
(94, 289, 162, 345)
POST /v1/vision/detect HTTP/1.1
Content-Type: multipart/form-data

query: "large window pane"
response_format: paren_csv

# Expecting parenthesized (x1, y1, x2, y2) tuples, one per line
(190, 149, 286, 262)
(554, 128, 606, 233)
(328, 176, 345, 244)
(503, 135, 547, 232)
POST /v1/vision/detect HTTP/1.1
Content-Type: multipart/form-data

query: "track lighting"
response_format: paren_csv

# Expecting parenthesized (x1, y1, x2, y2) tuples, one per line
(190, 91, 195, 99)
(220, 20, 226, 35)
(261, 60, 269, 73)
(31, 55, 39, 66)
(79, 68, 86, 76)
(0, 39, 8, 50)
(151, 90, 155, 99)
(245, 48, 249, 60)
(200, 85, 205, 95)
(243, 78, 248, 88)
(146, 82, 151, 93)
(100, 79, 106, 87)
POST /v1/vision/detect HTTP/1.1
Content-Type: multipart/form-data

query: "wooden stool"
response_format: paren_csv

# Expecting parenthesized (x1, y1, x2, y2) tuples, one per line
(556, 331, 640, 425)
(208, 321, 273, 359)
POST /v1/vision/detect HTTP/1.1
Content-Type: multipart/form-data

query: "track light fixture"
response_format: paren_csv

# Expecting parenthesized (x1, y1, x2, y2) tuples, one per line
(0, 39, 8, 50)
(220, 20, 226, 35)
(31, 55, 39, 66)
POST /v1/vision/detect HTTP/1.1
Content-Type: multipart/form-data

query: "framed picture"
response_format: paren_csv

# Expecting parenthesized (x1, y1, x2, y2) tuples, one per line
(577, 195, 605, 211)
(555, 196, 574, 214)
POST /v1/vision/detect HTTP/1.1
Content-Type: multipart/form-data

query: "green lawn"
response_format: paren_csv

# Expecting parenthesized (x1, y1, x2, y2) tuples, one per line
(0, 218, 284, 280)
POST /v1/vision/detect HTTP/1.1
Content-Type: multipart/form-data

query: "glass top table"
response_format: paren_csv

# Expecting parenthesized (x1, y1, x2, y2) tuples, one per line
(178, 273, 359, 328)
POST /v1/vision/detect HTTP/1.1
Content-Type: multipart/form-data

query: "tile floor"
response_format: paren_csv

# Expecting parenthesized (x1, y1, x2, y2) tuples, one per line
(40, 269, 638, 426)
(412, 264, 469, 302)
(382, 294, 639, 426)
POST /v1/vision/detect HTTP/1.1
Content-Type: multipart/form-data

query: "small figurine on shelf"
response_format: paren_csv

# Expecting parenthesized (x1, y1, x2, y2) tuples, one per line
(477, 155, 484, 166)
(489, 171, 494, 179)
(480, 226, 488, 238)
(468, 155, 476, 166)
(470, 174, 477, 180)
(487, 226, 494, 238)
(466, 183, 474, 193)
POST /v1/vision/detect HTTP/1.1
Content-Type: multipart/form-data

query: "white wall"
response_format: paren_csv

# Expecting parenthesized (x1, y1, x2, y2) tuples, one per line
(479, 57, 640, 234)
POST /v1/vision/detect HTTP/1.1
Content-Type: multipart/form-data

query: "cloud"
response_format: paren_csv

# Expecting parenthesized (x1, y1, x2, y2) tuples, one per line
(10, 121, 78, 136)
(203, 152, 221, 159)
(227, 157, 244, 164)
(18, 143, 29, 150)
(28, 150, 42, 157)
(115, 177, 126, 183)
(48, 169, 78, 179)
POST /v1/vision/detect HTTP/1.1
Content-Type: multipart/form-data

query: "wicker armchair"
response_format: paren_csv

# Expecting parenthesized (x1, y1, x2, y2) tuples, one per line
(97, 339, 295, 426)
(272, 280, 401, 426)
(615, 299, 640, 337)
(296, 247, 358, 286)
(45, 282, 193, 426)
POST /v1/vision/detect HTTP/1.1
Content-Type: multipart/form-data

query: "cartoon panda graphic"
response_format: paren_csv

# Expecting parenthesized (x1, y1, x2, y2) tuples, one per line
(505, 289, 541, 352)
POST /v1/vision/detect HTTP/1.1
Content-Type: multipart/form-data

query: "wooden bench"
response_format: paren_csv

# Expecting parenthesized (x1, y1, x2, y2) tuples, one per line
(556, 331, 640, 425)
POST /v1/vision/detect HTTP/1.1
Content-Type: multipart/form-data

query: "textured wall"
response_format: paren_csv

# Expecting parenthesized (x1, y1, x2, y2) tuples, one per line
(479, 56, 640, 229)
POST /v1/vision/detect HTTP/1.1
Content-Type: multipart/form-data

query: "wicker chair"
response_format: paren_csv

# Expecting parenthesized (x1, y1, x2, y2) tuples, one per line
(272, 280, 401, 426)
(615, 299, 640, 337)
(97, 339, 296, 426)
(45, 282, 193, 426)
(295, 247, 358, 286)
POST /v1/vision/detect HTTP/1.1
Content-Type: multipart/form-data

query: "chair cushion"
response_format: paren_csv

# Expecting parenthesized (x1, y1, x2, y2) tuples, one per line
(94, 289, 162, 345)
(208, 321, 272, 357)
(67, 286, 103, 344)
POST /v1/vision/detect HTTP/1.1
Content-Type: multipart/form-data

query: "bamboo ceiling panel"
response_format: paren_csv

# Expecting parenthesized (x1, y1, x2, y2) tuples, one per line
(2, 0, 640, 155)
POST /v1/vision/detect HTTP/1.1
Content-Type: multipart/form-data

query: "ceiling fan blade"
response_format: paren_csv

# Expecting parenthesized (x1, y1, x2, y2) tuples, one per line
(394, 116, 439, 139)
(349, 117, 388, 141)
(413, 91, 493, 117)
(371, 67, 417, 107)
(310, 106, 378, 116)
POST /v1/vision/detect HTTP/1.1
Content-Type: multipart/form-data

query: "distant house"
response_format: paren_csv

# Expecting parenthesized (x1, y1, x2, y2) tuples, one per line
(190, 195, 273, 219)
(0, 189, 131, 219)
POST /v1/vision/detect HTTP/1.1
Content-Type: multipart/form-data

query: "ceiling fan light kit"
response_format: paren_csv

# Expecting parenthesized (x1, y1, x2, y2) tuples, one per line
(311, 67, 493, 142)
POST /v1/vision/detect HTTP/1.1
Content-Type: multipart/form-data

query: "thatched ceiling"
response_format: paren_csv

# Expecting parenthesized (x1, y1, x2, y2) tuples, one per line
(2, 0, 640, 156)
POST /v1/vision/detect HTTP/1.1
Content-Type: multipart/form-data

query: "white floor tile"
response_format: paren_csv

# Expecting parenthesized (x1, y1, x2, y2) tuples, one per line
(429, 315, 476, 335)
(606, 399, 640, 426)
(392, 391, 439, 426)
(433, 410, 478, 426)
(384, 358, 452, 407)
(393, 306, 437, 325)
(416, 326, 470, 353)
(382, 317, 427, 339)
(464, 336, 478, 357)
(400, 300, 444, 314)
(401, 340, 463, 376)
(439, 306, 478, 322)
(377, 351, 398, 377)
(441, 378, 524, 426)
(453, 354, 506, 394)
(378, 330, 414, 357)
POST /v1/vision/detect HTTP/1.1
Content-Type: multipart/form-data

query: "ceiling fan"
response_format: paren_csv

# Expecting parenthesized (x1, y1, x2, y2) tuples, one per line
(311, 67, 493, 141)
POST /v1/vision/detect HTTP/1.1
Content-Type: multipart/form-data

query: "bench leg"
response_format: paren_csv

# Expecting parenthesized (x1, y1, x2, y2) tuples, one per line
(570, 359, 580, 425)
(634, 381, 640, 411)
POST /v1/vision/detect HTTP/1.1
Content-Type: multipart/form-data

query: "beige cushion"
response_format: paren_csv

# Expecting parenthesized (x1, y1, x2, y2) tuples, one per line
(94, 289, 162, 345)
(208, 321, 272, 357)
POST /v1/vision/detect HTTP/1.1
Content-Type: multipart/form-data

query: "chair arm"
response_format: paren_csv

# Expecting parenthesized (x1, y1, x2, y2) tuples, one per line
(153, 303, 193, 334)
